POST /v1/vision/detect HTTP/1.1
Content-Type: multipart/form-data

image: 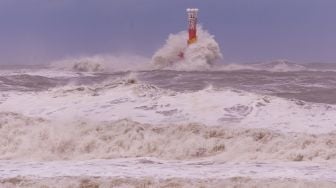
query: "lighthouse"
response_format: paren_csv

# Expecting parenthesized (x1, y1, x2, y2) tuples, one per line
(177, 8, 199, 59)
(187, 8, 199, 45)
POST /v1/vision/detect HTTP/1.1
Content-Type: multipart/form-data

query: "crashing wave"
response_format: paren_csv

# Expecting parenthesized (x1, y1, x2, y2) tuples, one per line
(217, 60, 309, 72)
(50, 54, 150, 72)
(0, 112, 336, 162)
(151, 26, 223, 70)
(48, 73, 176, 100)
(253, 59, 308, 72)
(2, 75, 336, 134)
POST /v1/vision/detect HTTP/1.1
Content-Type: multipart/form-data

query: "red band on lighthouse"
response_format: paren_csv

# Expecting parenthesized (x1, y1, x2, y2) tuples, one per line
(187, 8, 199, 45)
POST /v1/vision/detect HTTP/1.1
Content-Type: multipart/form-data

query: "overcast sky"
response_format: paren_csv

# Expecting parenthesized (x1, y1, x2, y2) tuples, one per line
(0, 0, 336, 64)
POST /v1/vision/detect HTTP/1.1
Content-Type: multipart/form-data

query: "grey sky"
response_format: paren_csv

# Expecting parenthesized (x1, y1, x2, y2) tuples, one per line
(0, 0, 335, 64)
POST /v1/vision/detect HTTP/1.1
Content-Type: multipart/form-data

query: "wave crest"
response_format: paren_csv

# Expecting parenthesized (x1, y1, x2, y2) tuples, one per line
(1, 112, 336, 162)
(50, 55, 150, 72)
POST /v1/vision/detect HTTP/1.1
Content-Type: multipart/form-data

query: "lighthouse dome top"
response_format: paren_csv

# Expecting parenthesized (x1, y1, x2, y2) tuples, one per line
(186, 8, 199, 12)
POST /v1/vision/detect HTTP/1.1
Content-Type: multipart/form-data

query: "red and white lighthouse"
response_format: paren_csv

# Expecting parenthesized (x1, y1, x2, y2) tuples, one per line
(187, 8, 199, 45)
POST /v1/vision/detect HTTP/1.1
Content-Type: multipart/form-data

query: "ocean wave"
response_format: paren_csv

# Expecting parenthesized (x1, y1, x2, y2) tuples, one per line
(1, 112, 336, 161)
(218, 60, 336, 73)
(50, 54, 150, 72)
(2, 176, 335, 188)
(151, 26, 223, 70)
(49, 27, 223, 72)
(48, 73, 176, 100)
(217, 60, 307, 72)
(1, 74, 336, 134)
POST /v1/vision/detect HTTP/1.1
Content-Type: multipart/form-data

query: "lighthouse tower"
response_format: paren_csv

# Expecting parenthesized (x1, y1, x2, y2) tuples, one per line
(187, 8, 199, 45)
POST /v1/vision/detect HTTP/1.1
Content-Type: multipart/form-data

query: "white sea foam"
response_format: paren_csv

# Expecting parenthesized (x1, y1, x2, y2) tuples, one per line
(0, 69, 84, 78)
(2, 175, 335, 188)
(1, 159, 336, 188)
(1, 76, 336, 134)
(217, 60, 308, 72)
(151, 26, 223, 70)
(43, 32, 333, 73)
(48, 27, 224, 73)
(0, 112, 336, 162)
(1, 70, 336, 186)
(50, 54, 150, 72)
(1, 76, 336, 162)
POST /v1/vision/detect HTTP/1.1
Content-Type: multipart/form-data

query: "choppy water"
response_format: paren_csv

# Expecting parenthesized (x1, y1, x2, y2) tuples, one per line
(2, 68, 336, 104)
(1, 64, 336, 187)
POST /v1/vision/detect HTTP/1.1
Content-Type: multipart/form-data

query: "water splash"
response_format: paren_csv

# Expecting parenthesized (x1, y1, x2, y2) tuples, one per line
(51, 54, 150, 72)
(151, 26, 223, 70)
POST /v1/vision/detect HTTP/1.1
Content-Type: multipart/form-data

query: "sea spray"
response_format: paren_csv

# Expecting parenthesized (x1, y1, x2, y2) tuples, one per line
(51, 54, 150, 72)
(151, 26, 222, 70)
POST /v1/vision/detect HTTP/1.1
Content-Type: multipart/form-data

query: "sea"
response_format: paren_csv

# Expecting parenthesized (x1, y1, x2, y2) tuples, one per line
(0, 61, 336, 187)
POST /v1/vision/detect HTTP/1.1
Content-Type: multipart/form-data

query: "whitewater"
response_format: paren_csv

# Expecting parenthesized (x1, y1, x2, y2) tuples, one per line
(1, 29, 336, 187)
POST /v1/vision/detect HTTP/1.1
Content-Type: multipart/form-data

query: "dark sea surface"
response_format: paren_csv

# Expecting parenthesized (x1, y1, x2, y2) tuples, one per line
(1, 65, 336, 104)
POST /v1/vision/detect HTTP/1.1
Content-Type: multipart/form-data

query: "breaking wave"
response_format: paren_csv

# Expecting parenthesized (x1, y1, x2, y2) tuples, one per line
(49, 26, 224, 73)
(1, 112, 336, 162)
(50, 54, 150, 72)
(218, 60, 308, 72)
(151, 26, 223, 70)
(2, 73, 336, 133)
(218, 60, 336, 72)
